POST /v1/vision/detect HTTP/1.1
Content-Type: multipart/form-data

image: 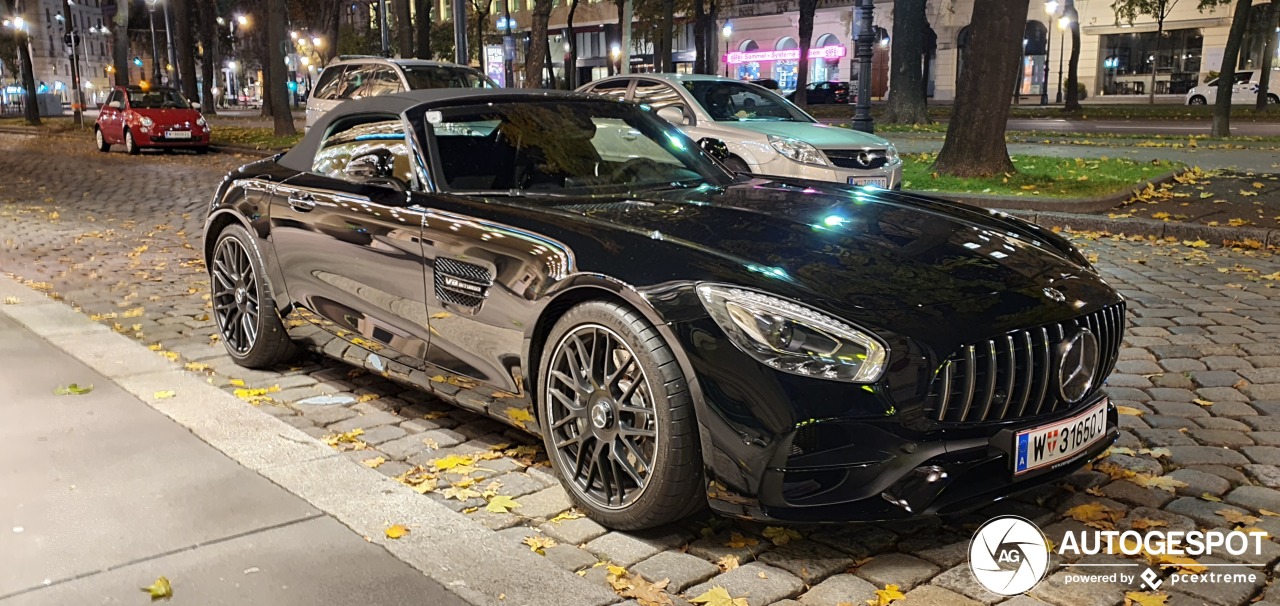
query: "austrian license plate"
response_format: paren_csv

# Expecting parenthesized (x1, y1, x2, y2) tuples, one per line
(848, 176, 888, 188)
(1013, 398, 1108, 476)
(165, 131, 192, 140)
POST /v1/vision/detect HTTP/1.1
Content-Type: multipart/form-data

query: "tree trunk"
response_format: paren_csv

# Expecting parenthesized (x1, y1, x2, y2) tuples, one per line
(324, 3, 341, 64)
(172, 0, 198, 102)
(1212, 0, 1252, 137)
(525, 0, 551, 87)
(111, 0, 130, 86)
(1255, 0, 1280, 112)
(933, 0, 1030, 176)
(1064, 1, 1081, 111)
(1148, 20, 1162, 105)
(881, 0, 930, 123)
(266, 0, 295, 135)
(196, 0, 216, 113)
(566, 0, 579, 88)
(693, 0, 706, 74)
(618, 0, 631, 74)
(393, 0, 412, 57)
(658, 0, 674, 71)
(793, 0, 818, 109)
(415, 0, 433, 59)
(259, 22, 272, 117)
(13, 0, 38, 126)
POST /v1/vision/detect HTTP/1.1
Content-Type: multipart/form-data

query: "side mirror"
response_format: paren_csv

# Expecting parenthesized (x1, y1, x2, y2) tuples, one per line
(656, 106, 690, 126)
(108, 101, 123, 110)
(343, 149, 405, 190)
(697, 138, 731, 162)
(191, 101, 201, 110)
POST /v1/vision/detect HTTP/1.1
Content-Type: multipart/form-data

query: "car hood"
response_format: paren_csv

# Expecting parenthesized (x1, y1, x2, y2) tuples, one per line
(726, 120, 891, 149)
(132, 108, 201, 123)
(547, 180, 1091, 312)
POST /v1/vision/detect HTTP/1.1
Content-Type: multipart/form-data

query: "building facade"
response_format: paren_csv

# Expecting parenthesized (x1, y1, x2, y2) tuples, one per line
(22, 0, 113, 106)
(721, 0, 1278, 102)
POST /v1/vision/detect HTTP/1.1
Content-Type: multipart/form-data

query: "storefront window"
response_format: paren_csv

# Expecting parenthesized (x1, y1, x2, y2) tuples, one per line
(736, 40, 760, 80)
(1099, 28, 1202, 95)
(774, 37, 798, 91)
(1020, 21, 1048, 96)
(811, 34, 841, 82)
(1240, 3, 1279, 71)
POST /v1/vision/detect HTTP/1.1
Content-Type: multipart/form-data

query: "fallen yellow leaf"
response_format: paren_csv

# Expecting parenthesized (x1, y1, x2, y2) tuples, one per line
(153, 390, 176, 399)
(689, 586, 749, 606)
(485, 495, 521, 513)
(384, 524, 410, 539)
(868, 584, 906, 606)
(140, 576, 173, 601)
(1125, 591, 1168, 606)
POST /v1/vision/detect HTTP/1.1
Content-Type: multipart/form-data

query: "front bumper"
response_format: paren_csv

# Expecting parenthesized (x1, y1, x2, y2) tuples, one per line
(136, 128, 210, 147)
(753, 154, 903, 189)
(706, 395, 1118, 524)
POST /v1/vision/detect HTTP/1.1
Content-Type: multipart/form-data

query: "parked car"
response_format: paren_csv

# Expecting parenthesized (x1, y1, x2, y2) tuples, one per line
(578, 74, 901, 189)
(786, 80, 851, 105)
(94, 85, 209, 154)
(306, 56, 498, 130)
(204, 89, 1123, 529)
(1185, 70, 1279, 105)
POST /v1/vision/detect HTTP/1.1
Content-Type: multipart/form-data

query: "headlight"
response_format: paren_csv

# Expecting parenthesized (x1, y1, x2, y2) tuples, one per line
(885, 144, 900, 164)
(196, 116, 206, 126)
(139, 116, 154, 127)
(767, 135, 828, 166)
(697, 284, 888, 383)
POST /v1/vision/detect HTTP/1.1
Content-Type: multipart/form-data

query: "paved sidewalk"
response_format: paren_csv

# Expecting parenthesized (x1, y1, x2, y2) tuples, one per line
(0, 313, 469, 605)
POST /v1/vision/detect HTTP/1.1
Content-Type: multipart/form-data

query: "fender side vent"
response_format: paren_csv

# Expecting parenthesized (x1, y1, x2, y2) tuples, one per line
(434, 257, 493, 309)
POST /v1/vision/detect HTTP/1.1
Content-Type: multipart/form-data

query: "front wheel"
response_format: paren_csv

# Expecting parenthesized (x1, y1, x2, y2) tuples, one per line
(1269, 94, 1279, 105)
(94, 127, 110, 152)
(1188, 95, 1207, 106)
(723, 157, 751, 174)
(124, 129, 140, 155)
(210, 224, 297, 368)
(538, 300, 703, 530)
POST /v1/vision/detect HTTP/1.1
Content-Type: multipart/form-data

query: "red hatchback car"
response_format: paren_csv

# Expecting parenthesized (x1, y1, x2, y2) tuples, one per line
(95, 85, 210, 154)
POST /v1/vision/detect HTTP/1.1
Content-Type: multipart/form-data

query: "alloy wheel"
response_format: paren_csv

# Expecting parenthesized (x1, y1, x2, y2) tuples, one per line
(545, 324, 659, 510)
(211, 236, 260, 355)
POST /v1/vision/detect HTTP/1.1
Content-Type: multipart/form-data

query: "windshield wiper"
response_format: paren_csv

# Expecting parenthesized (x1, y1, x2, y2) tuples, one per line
(458, 189, 571, 198)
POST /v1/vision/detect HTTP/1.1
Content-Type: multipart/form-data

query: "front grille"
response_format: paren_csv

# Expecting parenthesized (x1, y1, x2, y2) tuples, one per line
(824, 149, 889, 170)
(925, 303, 1125, 423)
(434, 257, 492, 309)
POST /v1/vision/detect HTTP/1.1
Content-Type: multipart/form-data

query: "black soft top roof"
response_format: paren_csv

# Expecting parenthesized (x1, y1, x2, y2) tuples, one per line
(280, 89, 598, 171)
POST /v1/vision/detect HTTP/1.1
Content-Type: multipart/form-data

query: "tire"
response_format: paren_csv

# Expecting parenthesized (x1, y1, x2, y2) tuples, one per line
(94, 127, 110, 152)
(193, 146, 209, 155)
(124, 129, 140, 155)
(1188, 95, 1207, 106)
(1269, 94, 1279, 105)
(823, 93, 836, 105)
(209, 224, 297, 368)
(538, 300, 703, 530)
(723, 157, 751, 174)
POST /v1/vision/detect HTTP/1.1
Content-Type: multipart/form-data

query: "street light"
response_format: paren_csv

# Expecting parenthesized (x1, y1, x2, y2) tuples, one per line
(145, 0, 162, 82)
(721, 22, 732, 78)
(1039, 0, 1060, 105)
(1057, 14, 1072, 103)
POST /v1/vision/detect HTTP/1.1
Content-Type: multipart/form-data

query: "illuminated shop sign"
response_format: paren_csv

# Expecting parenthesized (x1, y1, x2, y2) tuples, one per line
(725, 46, 847, 65)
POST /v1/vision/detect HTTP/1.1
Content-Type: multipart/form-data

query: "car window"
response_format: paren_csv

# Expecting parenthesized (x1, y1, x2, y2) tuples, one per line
(313, 65, 349, 100)
(354, 66, 402, 97)
(681, 80, 812, 123)
(400, 64, 495, 89)
(105, 89, 121, 106)
(127, 88, 190, 109)
(424, 100, 730, 195)
(632, 80, 690, 120)
(1236, 72, 1254, 84)
(312, 115, 415, 187)
(334, 64, 375, 99)
(587, 79, 630, 100)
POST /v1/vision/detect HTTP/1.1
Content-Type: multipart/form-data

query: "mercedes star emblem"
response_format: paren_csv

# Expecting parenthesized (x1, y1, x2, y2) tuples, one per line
(1057, 328, 1100, 403)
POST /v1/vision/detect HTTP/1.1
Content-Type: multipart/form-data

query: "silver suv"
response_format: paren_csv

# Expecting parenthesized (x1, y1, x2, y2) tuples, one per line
(306, 56, 497, 130)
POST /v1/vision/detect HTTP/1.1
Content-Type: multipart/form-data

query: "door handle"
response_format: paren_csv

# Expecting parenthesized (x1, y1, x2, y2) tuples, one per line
(288, 194, 317, 212)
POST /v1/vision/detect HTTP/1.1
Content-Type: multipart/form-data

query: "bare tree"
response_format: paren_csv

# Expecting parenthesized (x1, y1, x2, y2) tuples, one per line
(266, 0, 296, 135)
(196, 0, 217, 113)
(394, 0, 413, 56)
(110, 0, 129, 85)
(1212, 0, 1251, 136)
(657, 0, 674, 71)
(172, 0, 197, 102)
(5, 0, 38, 124)
(881, 0, 931, 123)
(468, 0, 493, 65)
(566, 0, 581, 87)
(933, 0, 1031, 176)
(525, 0, 552, 86)
(415, 0, 433, 59)
(1255, 0, 1279, 111)
(792, 0, 818, 108)
(1064, 0, 1081, 110)
(1111, 0, 1180, 105)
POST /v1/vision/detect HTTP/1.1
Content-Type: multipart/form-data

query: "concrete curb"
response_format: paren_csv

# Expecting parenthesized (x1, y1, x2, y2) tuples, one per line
(0, 276, 619, 606)
(0, 125, 281, 158)
(933, 170, 1182, 213)
(1004, 209, 1280, 246)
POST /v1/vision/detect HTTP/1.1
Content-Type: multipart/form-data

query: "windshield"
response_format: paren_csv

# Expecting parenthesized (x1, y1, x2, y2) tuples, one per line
(401, 65, 496, 90)
(681, 80, 813, 123)
(128, 88, 190, 109)
(423, 100, 732, 196)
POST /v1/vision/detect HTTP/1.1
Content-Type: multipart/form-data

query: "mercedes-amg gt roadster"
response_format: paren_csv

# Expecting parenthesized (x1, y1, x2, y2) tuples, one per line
(203, 89, 1124, 530)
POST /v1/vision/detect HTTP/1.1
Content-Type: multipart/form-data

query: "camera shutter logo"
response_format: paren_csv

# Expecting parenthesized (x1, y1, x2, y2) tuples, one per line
(969, 516, 1050, 596)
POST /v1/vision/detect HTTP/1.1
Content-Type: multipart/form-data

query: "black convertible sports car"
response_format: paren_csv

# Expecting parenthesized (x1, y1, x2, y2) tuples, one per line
(203, 89, 1124, 530)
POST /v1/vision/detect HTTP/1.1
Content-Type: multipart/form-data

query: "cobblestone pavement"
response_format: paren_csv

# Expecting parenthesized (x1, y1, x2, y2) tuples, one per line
(6, 133, 1280, 606)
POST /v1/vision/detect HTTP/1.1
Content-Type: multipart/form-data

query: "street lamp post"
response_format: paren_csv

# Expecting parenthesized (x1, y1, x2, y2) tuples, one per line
(850, 0, 875, 133)
(57, 1, 84, 126)
(1056, 14, 1071, 103)
(1041, 0, 1055, 105)
(721, 23, 732, 78)
(162, 0, 177, 89)
(146, 0, 161, 82)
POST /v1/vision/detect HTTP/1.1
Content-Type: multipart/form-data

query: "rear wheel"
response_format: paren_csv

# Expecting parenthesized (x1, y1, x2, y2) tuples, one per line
(94, 127, 110, 152)
(124, 129, 140, 155)
(538, 301, 703, 530)
(1188, 95, 1207, 106)
(210, 224, 297, 368)
(1269, 94, 1279, 105)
